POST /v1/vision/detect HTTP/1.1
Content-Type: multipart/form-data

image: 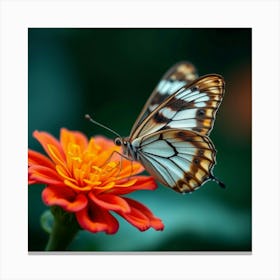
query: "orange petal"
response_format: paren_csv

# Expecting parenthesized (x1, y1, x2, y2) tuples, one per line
(28, 177, 38, 185)
(76, 203, 119, 234)
(56, 165, 75, 183)
(28, 166, 65, 186)
(47, 144, 67, 167)
(122, 198, 164, 231)
(94, 149, 119, 167)
(60, 128, 88, 154)
(64, 179, 92, 192)
(42, 186, 88, 212)
(111, 176, 157, 195)
(33, 130, 65, 161)
(109, 178, 137, 188)
(89, 192, 131, 213)
(119, 161, 144, 177)
(117, 202, 150, 231)
(28, 149, 54, 169)
(94, 136, 115, 150)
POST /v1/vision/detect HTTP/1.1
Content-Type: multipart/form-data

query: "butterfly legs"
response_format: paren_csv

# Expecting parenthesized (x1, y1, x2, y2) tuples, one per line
(100, 150, 135, 181)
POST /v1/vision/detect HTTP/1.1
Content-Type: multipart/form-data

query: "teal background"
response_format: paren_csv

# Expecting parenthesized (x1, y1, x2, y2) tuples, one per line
(28, 28, 251, 251)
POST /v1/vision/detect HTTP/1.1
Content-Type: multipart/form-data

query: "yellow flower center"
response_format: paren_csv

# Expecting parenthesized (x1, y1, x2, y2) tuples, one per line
(55, 138, 128, 192)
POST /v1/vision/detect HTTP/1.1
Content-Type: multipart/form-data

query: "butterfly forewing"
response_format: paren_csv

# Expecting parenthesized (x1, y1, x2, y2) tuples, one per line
(130, 74, 224, 139)
(132, 129, 217, 193)
(131, 61, 198, 133)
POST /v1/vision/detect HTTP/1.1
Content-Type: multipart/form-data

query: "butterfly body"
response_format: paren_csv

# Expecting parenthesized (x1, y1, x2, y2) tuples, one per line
(96, 61, 225, 194)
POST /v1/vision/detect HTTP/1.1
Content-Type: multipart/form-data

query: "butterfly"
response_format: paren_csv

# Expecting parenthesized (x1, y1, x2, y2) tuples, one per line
(87, 61, 225, 194)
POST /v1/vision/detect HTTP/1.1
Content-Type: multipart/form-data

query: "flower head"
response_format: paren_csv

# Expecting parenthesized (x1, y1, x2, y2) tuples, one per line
(28, 128, 164, 234)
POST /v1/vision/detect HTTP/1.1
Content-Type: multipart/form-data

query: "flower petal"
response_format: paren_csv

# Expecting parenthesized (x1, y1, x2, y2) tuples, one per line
(42, 186, 88, 212)
(118, 204, 150, 231)
(111, 176, 158, 195)
(76, 203, 119, 234)
(29, 166, 65, 186)
(94, 136, 117, 150)
(33, 130, 65, 161)
(47, 144, 67, 167)
(60, 128, 88, 154)
(118, 161, 144, 177)
(119, 198, 164, 231)
(89, 192, 131, 213)
(64, 179, 92, 192)
(28, 149, 54, 169)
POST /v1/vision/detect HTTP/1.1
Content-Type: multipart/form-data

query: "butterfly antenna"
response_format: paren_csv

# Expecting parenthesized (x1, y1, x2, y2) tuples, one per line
(210, 175, 226, 189)
(85, 114, 122, 138)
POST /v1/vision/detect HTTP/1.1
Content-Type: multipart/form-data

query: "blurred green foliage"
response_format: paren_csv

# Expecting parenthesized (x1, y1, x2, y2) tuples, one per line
(28, 28, 251, 251)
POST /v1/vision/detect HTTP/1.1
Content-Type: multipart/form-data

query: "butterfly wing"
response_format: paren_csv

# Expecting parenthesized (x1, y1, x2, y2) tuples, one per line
(131, 129, 217, 193)
(130, 74, 225, 138)
(130, 61, 198, 133)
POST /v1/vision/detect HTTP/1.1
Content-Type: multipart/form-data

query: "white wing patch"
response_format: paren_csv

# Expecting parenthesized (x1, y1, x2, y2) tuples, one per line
(145, 154, 187, 186)
(176, 89, 210, 103)
(176, 88, 197, 99)
(142, 140, 175, 157)
(157, 80, 186, 95)
(172, 109, 197, 120)
(168, 119, 197, 129)
(140, 155, 178, 187)
(195, 102, 208, 108)
(159, 107, 176, 119)
(194, 95, 210, 103)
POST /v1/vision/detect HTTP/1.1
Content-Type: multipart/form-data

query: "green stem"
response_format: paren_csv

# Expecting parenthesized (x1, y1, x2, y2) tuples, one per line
(45, 206, 80, 251)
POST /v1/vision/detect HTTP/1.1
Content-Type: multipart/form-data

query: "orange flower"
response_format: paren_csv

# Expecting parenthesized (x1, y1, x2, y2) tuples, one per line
(28, 128, 164, 234)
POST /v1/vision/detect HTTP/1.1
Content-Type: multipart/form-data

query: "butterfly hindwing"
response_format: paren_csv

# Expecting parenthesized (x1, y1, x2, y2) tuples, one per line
(132, 129, 217, 193)
(131, 74, 225, 138)
(131, 61, 198, 133)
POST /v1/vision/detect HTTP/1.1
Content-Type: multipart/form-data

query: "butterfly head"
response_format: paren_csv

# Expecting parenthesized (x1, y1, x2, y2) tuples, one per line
(114, 137, 124, 146)
(114, 137, 138, 161)
(114, 137, 129, 147)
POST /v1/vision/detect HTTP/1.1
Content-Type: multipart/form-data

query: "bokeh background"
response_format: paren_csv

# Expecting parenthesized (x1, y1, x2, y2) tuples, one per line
(28, 28, 251, 251)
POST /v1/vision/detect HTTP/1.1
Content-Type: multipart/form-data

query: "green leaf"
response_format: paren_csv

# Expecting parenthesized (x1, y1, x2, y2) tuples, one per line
(40, 209, 54, 234)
